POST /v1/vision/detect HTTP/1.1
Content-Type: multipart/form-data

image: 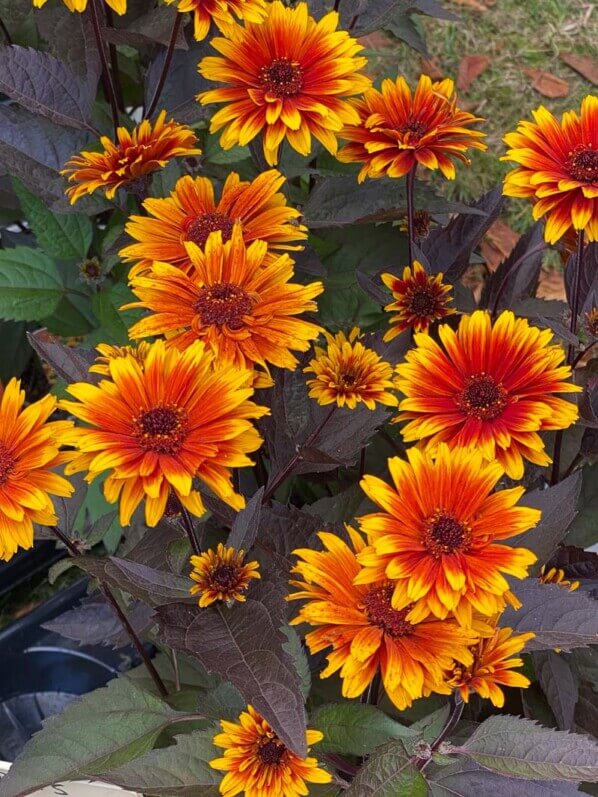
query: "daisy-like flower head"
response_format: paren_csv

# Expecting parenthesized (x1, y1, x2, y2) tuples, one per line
(189, 543, 260, 607)
(0, 379, 74, 562)
(33, 0, 125, 11)
(337, 74, 486, 183)
(210, 704, 331, 797)
(89, 342, 151, 376)
(394, 310, 581, 480)
(120, 170, 306, 278)
(356, 445, 540, 627)
(164, 0, 267, 41)
(61, 111, 201, 204)
(502, 96, 598, 244)
(381, 261, 456, 341)
(125, 224, 323, 382)
(61, 340, 268, 528)
(198, 1, 371, 166)
(448, 625, 534, 708)
(304, 328, 398, 410)
(289, 527, 478, 710)
(539, 564, 580, 592)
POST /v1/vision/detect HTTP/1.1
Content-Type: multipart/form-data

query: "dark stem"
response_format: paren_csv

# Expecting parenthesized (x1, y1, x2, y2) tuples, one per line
(171, 649, 181, 692)
(178, 501, 201, 554)
(89, 0, 120, 138)
(0, 15, 12, 44)
(362, 670, 382, 706)
(333, 0, 342, 10)
(572, 340, 596, 369)
(146, 13, 182, 119)
(348, 14, 359, 29)
(261, 405, 336, 504)
(324, 754, 359, 777)
(358, 446, 366, 480)
(104, 7, 125, 112)
(101, 585, 168, 697)
(551, 229, 585, 485)
(406, 165, 416, 268)
(415, 693, 464, 771)
(490, 241, 548, 320)
(48, 526, 168, 698)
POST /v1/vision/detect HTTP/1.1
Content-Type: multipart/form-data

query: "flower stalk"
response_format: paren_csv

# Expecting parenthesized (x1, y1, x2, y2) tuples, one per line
(89, 0, 120, 138)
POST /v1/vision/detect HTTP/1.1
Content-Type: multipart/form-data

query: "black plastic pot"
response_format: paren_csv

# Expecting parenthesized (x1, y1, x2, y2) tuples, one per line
(0, 578, 139, 761)
(0, 541, 64, 599)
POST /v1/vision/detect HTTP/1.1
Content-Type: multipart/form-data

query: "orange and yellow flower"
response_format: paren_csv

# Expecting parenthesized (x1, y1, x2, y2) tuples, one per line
(33, 0, 125, 11)
(382, 261, 456, 340)
(356, 445, 539, 627)
(0, 379, 74, 562)
(304, 328, 398, 410)
(289, 527, 478, 710)
(502, 96, 598, 244)
(164, 0, 267, 41)
(337, 74, 486, 182)
(395, 310, 581, 479)
(539, 564, 580, 592)
(210, 705, 331, 797)
(61, 340, 267, 527)
(62, 111, 200, 204)
(89, 342, 151, 376)
(120, 170, 306, 278)
(126, 225, 323, 381)
(198, 1, 371, 166)
(189, 543, 260, 607)
(448, 625, 534, 707)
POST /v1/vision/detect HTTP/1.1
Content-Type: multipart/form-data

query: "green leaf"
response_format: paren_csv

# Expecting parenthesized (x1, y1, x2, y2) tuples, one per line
(91, 285, 131, 345)
(461, 714, 598, 781)
(566, 462, 598, 548)
(311, 703, 417, 757)
(0, 678, 186, 797)
(102, 730, 221, 795)
(282, 626, 311, 699)
(0, 246, 62, 321)
(0, 319, 30, 381)
(344, 740, 429, 796)
(13, 178, 92, 259)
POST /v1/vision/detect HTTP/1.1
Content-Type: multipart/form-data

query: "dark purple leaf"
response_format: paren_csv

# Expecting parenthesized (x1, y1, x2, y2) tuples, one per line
(565, 242, 598, 314)
(357, 270, 390, 305)
(145, 42, 211, 124)
(537, 316, 580, 348)
(226, 488, 264, 551)
(534, 650, 579, 730)
(101, 6, 188, 50)
(27, 329, 98, 383)
(107, 557, 194, 606)
(546, 545, 598, 581)
(429, 761, 582, 796)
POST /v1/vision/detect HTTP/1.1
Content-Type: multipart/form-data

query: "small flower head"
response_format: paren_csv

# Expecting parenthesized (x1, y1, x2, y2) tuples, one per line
(539, 565, 580, 592)
(304, 328, 398, 410)
(89, 342, 151, 376)
(164, 0, 267, 41)
(78, 257, 106, 287)
(198, 1, 371, 165)
(448, 626, 534, 708)
(210, 705, 331, 797)
(62, 111, 200, 203)
(502, 96, 598, 244)
(189, 543, 260, 607)
(0, 379, 74, 561)
(399, 210, 432, 241)
(381, 261, 456, 340)
(338, 74, 486, 182)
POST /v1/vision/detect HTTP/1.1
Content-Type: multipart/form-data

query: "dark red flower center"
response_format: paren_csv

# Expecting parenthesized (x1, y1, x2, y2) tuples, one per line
(259, 57, 304, 98)
(362, 584, 414, 637)
(211, 564, 239, 590)
(423, 510, 471, 557)
(458, 373, 507, 420)
(134, 405, 188, 455)
(413, 210, 431, 240)
(407, 286, 437, 317)
(258, 739, 287, 766)
(566, 145, 598, 183)
(183, 212, 235, 248)
(193, 282, 253, 329)
(341, 372, 357, 386)
(0, 443, 15, 486)
(164, 491, 182, 518)
(399, 118, 428, 141)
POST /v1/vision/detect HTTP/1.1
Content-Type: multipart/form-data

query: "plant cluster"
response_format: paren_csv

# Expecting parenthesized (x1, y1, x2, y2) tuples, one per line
(0, 0, 597, 795)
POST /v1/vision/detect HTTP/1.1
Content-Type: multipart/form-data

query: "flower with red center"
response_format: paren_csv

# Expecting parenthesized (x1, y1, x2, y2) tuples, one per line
(197, 1, 371, 166)
(61, 340, 267, 527)
(502, 96, 598, 244)
(33, 0, 125, 11)
(394, 310, 581, 479)
(381, 261, 456, 340)
(304, 327, 398, 410)
(539, 565, 580, 592)
(448, 625, 534, 707)
(189, 543, 260, 607)
(337, 74, 486, 182)
(210, 705, 331, 797)
(164, 0, 267, 41)
(289, 527, 478, 709)
(125, 224, 323, 383)
(355, 445, 540, 627)
(62, 111, 200, 204)
(0, 379, 74, 562)
(120, 170, 306, 278)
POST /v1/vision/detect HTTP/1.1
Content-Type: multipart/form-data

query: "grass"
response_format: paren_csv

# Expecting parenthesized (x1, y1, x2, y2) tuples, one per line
(368, 0, 597, 232)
